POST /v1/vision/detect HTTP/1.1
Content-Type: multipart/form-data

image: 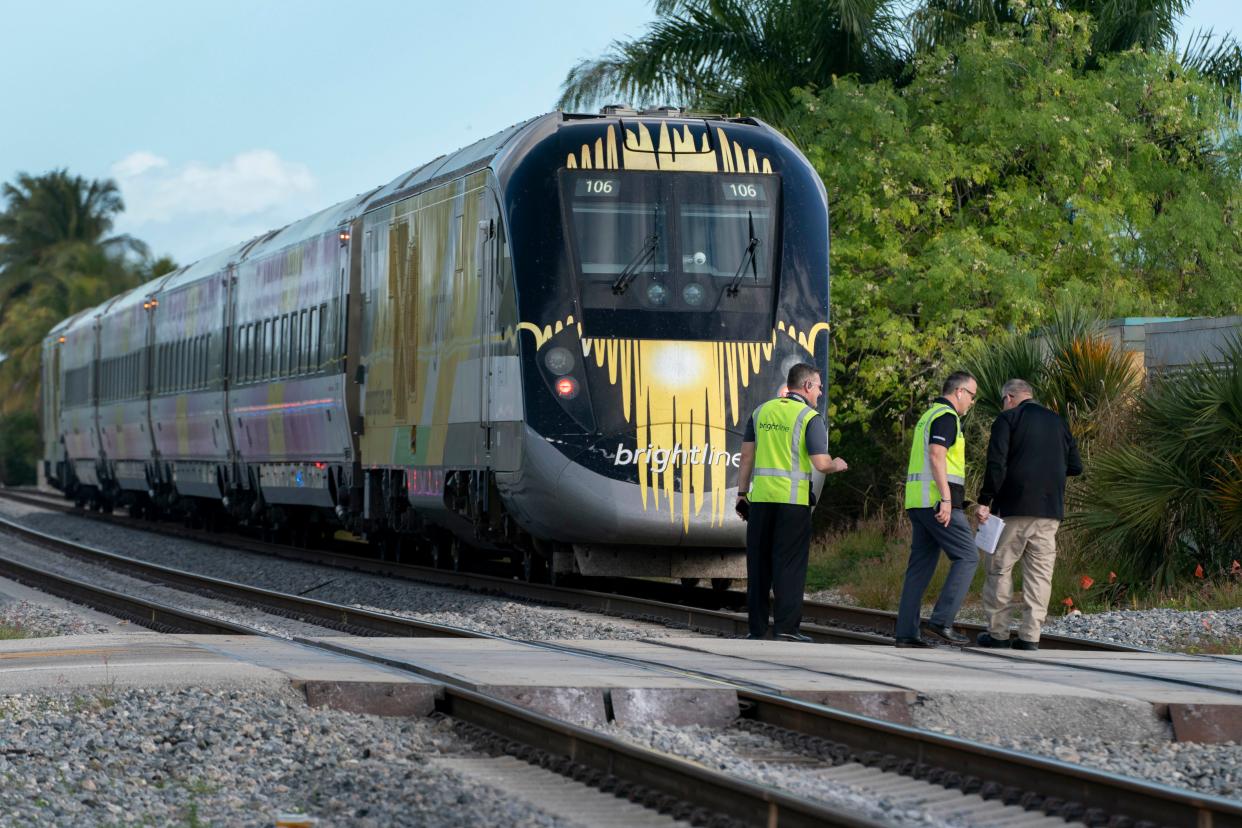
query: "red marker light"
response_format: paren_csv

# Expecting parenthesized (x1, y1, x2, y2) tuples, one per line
(314, 462, 325, 469)
(555, 377, 578, 399)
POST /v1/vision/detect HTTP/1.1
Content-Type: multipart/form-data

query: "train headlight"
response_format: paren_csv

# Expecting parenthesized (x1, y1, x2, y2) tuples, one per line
(554, 376, 579, 399)
(646, 282, 668, 306)
(544, 346, 574, 376)
(682, 283, 705, 306)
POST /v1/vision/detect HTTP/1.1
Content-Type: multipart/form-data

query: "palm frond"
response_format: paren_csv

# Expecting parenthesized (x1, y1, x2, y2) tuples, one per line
(557, 0, 907, 120)
(1177, 28, 1242, 121)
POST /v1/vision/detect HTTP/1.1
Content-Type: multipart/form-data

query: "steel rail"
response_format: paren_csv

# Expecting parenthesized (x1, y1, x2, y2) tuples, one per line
(614, 576, 1144, 652)
(0, 487, 1132, 651)
(739, 689, 1242, 828)
(2, 498, 1239, 827)
(0, 514, 479, 639)
(0, 547, 254, 636)
(437, 686, 887, 828)
(0, 504, 889, 827)
(0, 488, 891, 645)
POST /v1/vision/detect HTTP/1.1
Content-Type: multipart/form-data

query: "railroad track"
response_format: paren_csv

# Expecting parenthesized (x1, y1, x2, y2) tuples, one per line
(1, 509, 1239, 828)
(0, 487, 1129, 651)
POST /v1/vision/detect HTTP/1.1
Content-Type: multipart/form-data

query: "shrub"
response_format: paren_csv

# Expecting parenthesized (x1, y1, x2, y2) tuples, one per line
(1072, 338, 1242, 587)
(0, 411, 38, 486)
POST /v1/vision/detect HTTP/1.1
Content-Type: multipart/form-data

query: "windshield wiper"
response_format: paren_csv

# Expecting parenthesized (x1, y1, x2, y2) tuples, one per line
(611, 232, 660, 295)
(726, 210, 760, 297)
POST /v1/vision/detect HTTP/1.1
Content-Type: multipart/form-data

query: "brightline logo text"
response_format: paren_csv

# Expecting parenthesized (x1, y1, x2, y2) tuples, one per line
(612, 443, 742, 474)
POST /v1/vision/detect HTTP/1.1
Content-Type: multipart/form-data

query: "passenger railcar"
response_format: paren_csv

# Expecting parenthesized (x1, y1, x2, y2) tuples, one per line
(41, 108, 831, 581)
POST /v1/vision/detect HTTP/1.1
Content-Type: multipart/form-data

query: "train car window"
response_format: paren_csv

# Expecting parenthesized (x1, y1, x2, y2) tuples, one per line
(291, 311, 302, 375)
(562, 172, 668, 278)
(250, 323, 259, 382)
(318, 303, 327, 369)
(453, 214, 465, 275)
(244, 324, 253, 382)
(260, 320, 270, 379)
(277, 315, 287, 377)
(295, 310, 305, 374)
(308, 307, 319, 373)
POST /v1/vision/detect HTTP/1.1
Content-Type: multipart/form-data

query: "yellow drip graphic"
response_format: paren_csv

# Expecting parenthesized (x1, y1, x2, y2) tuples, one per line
(776, 320, 831, 356)
(565, 124, 772, 174)
(580, 337, 775, 529)
(516, 318, 829, 531)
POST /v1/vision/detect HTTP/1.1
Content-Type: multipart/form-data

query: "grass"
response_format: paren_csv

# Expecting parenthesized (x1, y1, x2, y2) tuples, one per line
(0, 622, 30, 640)
(807, 515, 987, 612)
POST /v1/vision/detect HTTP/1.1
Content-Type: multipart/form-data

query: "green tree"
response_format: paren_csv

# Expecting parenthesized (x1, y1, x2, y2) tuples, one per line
(0, 170, 145, 319)
(0, 170, 166, 480)
(790, 6, 1242, 512)
(911, 0, 1242, 108)
(911, 0, 1189, 55)
(557, 0, 908, 121)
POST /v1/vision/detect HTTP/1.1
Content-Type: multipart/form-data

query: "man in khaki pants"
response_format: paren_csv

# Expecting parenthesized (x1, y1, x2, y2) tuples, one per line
(974, 379, 1082, 650)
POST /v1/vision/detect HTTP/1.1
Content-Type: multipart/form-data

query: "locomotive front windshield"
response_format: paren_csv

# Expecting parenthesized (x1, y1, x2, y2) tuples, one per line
(560, 170, 780, 337)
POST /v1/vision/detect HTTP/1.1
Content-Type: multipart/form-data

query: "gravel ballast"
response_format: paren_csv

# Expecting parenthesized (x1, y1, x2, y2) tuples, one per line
(1044, 608, 1242, 652)
(0, 500, 694, 641)
(0, 685, 575, 828)
(0, 599, 112, 638)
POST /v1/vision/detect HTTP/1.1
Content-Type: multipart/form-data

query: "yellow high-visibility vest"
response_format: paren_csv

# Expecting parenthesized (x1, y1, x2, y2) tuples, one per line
(749, 397, 818, 505)
(905, 402, 964, 509)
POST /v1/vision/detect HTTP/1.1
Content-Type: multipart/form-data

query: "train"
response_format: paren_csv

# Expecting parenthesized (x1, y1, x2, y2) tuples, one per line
(40, 107, 831, 583)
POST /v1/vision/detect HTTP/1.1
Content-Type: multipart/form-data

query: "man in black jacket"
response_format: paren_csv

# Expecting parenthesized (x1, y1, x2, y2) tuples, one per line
(974, 379, 1083, 651)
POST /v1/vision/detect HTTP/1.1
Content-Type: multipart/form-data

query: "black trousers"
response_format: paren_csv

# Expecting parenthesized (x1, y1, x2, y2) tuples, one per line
(745, 501, 813, 637)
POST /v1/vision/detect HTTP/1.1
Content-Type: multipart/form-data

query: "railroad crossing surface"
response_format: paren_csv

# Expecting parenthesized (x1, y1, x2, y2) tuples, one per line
(1, 631, 1238, 742)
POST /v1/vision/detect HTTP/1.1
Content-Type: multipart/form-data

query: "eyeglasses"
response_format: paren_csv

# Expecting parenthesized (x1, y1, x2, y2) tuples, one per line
(959, 387, 977, 399)
(805, 382, 823, 391)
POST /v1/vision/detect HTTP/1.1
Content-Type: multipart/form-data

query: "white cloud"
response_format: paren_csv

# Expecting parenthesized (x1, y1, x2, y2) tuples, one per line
(111, 150, 168, 178)
(110, 149, 318, 263)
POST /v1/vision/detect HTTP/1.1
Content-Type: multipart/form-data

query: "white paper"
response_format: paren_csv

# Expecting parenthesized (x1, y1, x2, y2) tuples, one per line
(976, 515, 1006, 555)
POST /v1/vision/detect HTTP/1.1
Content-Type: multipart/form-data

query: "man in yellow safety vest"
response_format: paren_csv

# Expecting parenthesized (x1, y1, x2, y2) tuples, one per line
(895, 370, 980, 648)
(736, 363, 849, 641)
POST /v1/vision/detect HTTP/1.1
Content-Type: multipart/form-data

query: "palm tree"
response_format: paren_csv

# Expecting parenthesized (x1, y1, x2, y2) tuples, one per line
(910, 0, 1242, 102)
(0, 170, 150, 413)
(557, 0, 909, 122)
(0, 170, 145, 272)
(0, 169, 147, 331)
(911, 0, 1190, 54)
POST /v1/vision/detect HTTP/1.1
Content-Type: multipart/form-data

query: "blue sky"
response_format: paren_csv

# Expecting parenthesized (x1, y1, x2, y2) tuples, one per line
(2, 0, 1238, 264)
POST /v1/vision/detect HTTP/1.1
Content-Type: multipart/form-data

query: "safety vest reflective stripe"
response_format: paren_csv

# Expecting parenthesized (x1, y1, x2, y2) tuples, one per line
(755, 469, 814, 480)
(906, 472, 966, 485)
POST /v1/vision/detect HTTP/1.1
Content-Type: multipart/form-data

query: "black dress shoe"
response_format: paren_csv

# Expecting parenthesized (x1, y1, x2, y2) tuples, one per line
(1011, 638, 1039, 651)
(921, 622, 969, 644)
(777, 632, 813, 643)
(894, 637, 933, 648)
(745, 633, 766, 640)
(974, 632, 1012, 648)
